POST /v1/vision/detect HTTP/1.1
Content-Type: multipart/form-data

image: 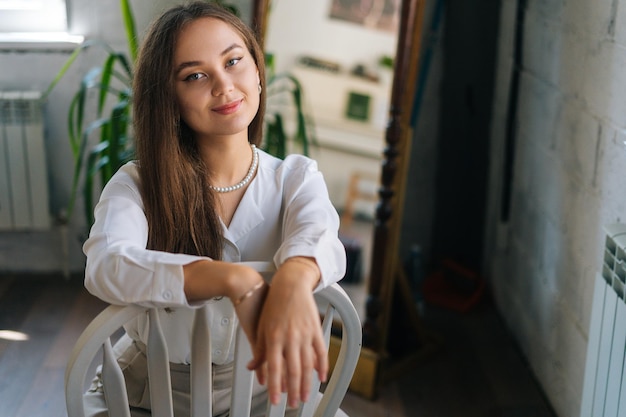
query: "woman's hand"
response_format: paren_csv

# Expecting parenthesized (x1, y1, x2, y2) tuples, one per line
(247, 257, 326, 408)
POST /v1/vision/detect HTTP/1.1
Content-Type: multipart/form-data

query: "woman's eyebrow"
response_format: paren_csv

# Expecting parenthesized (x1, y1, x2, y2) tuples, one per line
(174, 43, 244, 75)
(221, 43, 244, 55)
(175, 60, 202, 75)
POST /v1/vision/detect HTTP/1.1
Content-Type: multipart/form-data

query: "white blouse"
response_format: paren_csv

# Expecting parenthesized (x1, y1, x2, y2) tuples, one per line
(83, 149, 347, 364)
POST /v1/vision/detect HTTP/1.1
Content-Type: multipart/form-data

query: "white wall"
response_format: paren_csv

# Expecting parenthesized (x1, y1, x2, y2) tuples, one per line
(264, 0, 397, 74)
(485, 0, 626, 415)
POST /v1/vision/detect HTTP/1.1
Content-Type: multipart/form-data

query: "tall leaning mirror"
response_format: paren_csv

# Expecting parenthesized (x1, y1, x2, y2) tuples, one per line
(252, 0, 430, 399)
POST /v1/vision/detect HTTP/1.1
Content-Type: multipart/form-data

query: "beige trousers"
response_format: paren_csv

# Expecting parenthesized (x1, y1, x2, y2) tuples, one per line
(83, 335, 348, 417)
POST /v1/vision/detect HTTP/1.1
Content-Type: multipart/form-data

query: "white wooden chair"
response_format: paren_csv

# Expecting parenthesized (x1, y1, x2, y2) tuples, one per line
(65, 263, 362, 417)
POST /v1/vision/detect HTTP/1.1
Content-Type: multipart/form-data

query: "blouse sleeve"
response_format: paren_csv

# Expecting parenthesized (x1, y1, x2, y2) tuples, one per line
(273, 156, 347, 291)
(82, 163, 208, 308)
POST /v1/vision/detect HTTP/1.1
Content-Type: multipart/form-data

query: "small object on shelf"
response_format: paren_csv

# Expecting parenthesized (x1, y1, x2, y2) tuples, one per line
(378, 55, 394, 69)
(345, 91, 371, 121)
(298, 56, 341, 73)
(350, 64, 380, 82)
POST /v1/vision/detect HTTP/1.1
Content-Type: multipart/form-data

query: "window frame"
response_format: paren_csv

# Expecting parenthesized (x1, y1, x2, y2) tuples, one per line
(0, 0, 68, 33)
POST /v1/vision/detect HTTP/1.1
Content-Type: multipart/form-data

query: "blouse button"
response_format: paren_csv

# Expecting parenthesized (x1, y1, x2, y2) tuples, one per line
(215, 349, 222, 356)
(221, 317, 230, 326)
(163, 290, 172, 300)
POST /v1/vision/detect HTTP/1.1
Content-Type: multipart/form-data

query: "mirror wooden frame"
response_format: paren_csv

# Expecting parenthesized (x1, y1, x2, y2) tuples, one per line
(252, 0, 432, 399)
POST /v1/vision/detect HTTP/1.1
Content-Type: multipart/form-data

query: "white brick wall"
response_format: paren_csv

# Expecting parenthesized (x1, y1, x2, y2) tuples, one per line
(486, 0, 626, 416)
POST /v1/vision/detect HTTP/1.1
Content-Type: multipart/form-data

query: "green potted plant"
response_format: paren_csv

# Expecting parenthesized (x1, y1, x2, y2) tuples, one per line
(263, 52, 316, 158)
(43, 0, 315, 227)
(42, 0, 137, 227)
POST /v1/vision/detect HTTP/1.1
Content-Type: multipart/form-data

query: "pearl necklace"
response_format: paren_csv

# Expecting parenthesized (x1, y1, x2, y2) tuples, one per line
(209, 144, 258, 193)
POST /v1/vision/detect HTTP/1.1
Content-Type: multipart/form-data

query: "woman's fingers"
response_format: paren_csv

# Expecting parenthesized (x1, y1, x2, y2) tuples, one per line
(285, 343, 302, 407)
(266, 342, 284, 405)
(312, 331, 328, 383)
(299, 345, 314, 403)
(263, 329, 325, 406)
(248, 336, 267, 385)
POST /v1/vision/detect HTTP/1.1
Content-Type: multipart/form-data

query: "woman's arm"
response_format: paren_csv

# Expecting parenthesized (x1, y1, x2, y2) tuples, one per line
(183, 259, 264, 302)
(273, 156, 346, 289)
(183, 259, 269, 348)
(83, 164, 212, 308)
(250, 157, 346, 407)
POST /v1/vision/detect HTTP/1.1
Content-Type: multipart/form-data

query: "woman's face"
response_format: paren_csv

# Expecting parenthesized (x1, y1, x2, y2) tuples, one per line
(173, 17, 260, 141)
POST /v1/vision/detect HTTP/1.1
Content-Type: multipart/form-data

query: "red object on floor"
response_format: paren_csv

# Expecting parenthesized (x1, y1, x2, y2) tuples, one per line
(422, 258, 485, 313)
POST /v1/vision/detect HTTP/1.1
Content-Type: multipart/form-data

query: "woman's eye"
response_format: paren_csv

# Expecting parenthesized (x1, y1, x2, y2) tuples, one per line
(226, 57, 242, 67)
(184, 73, 205, 81)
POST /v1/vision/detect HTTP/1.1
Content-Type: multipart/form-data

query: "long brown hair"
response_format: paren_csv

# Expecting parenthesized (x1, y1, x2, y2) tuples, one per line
(133, 2, 266, 258)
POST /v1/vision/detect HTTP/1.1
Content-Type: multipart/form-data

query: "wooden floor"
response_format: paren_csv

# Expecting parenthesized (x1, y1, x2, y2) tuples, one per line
(338, 298, 559, 417)
(0, 269, 558, 417)
(0, 274, 106, 417)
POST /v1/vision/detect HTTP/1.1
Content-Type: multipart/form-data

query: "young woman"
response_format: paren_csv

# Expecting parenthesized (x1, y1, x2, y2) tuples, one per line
(81, 2, 347, 416)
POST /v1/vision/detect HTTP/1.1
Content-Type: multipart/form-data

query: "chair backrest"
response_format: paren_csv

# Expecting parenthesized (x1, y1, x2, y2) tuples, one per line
(65, 262, 362, 417)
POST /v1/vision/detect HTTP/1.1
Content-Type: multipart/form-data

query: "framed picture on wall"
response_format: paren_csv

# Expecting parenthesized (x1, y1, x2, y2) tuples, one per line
(345, 91, 371, 121)
(329, 0, 400, 33)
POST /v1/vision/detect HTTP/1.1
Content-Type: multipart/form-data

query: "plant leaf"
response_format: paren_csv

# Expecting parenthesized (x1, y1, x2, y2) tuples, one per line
(42, 39, 116, 100)
(98, 55, 116, 116)
(112, 52, 134, 79)
(66, 119, 110, 219)
(108, 97, 130, 173)
(68, 67, 102, 156)
(67, 90, 84, 158)
(83, 141, 111, 225)
(120, 0, 138, 62)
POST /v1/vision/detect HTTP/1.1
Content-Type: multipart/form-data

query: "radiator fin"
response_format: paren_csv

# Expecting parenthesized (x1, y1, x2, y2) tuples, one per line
(580, 223, 626, 416)
(0, 91, 50, 230)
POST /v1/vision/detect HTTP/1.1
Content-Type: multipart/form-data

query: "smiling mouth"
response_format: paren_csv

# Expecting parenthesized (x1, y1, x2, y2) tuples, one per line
(213, 100, 243, 115)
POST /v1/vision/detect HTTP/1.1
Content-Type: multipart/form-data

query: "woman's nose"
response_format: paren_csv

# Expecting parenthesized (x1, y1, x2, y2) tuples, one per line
(211, 73, 234, 96)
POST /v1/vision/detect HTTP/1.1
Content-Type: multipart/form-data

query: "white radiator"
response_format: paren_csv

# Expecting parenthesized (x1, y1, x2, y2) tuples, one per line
(0, 91, 50, 230)
(580, 223, 626, 417)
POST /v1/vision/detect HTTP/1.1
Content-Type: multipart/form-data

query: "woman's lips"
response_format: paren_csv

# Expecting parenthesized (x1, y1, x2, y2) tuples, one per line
(212, 99, 243, 115)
